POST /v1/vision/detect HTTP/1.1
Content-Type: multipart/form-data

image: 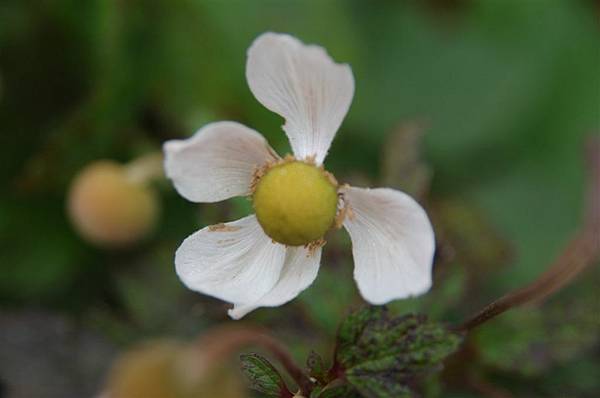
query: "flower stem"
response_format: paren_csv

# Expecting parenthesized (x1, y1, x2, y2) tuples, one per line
(123, 152, 164, 185)
(457, 136, 600, 332)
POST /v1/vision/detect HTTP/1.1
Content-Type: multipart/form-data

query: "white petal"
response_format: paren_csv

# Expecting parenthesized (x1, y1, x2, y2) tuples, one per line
(228, 246, 322, 319)
(342, 186, 435, 304)
(175, 215, 287, 305)
(164, 121, 277, 203)
(246, 32, 354, 165)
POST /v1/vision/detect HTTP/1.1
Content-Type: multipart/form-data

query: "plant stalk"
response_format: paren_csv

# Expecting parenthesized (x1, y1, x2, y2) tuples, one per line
(457, 136, 600, 332)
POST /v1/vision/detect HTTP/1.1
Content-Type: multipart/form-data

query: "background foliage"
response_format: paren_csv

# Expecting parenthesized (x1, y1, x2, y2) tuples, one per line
(1, 1, 598, 397)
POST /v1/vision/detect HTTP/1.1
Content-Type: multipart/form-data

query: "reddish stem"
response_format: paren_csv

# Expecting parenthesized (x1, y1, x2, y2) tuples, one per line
(457, 136, 600, 332)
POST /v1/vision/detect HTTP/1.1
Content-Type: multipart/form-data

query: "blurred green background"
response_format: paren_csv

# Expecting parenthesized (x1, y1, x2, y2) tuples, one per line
(1, 0, 599, 397)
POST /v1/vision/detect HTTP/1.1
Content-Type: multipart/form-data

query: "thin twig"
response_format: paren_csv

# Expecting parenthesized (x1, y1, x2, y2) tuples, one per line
(192, 324, 313, 394)
(457, 136, 600, 332)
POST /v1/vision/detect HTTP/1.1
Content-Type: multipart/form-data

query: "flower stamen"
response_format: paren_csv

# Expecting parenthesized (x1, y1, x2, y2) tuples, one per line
(305, 238, 327, 256)
(208, 223, 241, 232)
(334, 187, 355, 229)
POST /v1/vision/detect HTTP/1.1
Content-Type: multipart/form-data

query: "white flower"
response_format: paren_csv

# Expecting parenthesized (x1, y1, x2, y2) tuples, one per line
(164, 32, 435, 319)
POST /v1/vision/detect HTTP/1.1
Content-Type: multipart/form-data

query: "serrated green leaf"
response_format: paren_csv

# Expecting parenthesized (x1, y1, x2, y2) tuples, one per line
(346, 373, 412, 398)
(336, 306, 387, 365)
(240, 353, 292, 398)
(335, 307, 463, 398)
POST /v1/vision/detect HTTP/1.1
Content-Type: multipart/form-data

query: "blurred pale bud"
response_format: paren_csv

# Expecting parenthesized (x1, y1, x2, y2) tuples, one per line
(105, 341, 184, 398)
(67, 156, 161, 247)
(104, 339, 247, 398)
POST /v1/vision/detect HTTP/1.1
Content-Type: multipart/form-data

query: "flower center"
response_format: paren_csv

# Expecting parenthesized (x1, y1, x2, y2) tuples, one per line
(252, 160, 338, 246)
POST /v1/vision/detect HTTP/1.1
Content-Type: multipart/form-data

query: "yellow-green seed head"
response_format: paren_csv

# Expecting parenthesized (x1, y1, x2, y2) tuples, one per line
(253, 160, 338, 246)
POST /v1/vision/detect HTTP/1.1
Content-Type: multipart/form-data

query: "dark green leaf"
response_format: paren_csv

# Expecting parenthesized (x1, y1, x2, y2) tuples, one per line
(335, 307, 463, 398)
(345, 374, 412, 398)
(240, 353, 292, 398)
(336, 306, 386, 365)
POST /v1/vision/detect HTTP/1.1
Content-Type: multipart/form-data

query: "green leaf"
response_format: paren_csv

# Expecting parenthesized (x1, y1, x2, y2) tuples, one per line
(336, 306, 386, 364)
(335, 307, 463, 398)
(345, 375, 412, 398)
(240, 353, 292, 398)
